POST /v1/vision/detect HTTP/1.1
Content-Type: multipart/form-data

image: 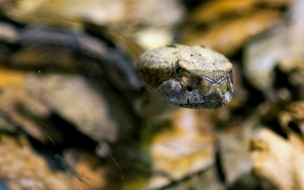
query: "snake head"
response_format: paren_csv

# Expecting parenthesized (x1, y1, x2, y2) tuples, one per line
(137, 44, 233, 110)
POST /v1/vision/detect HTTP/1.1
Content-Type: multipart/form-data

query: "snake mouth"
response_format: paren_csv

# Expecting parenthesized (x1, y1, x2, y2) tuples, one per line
(157, 79, 232, 110)
(178, 96, 224, 110)
(179, 100, 224, 110)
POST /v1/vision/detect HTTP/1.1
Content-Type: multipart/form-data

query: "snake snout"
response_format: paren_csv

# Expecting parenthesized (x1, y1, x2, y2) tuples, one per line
(205, 91, 223, 107)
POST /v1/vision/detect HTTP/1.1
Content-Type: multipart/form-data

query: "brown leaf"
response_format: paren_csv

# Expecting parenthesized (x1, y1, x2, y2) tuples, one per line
(184, 0, 257, 26)
(0, 133, 69, 190)
(0, 69, 52, 141)
(184, 0, 291, 27)
(219, 124, 255, 185)
(182, 9, 282, 56)
(250, 128, 304, 190)
(148, 109, 216, 189)
(244, 0, 304, 99)
(64, 149, 121, 190)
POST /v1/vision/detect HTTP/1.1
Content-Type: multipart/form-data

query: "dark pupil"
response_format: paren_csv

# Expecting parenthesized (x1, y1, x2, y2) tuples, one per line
(187, 87, 193, 92)
(176, 66, 181, 74)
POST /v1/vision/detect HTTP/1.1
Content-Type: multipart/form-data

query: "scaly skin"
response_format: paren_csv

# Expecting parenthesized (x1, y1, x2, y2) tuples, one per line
(137, 44, 233, 110)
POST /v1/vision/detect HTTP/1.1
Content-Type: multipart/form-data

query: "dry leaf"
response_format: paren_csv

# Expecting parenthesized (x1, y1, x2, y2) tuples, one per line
(219, 124, 255, 185)
(0, 69, 51, 141)
(5, 0, 184, 28)
(184, 0, 257, 26)
(184, 0, 291, 27)
(64, 149, 122, 190)
(148, 109, 216, 189)
(244, 0, 304, 99)
(250, 128, 304, 190)
(279, 101, 304, 138)
(161, 167, 224, 190)
(0, 133, 69, 190)
(182, 9, 281, 56)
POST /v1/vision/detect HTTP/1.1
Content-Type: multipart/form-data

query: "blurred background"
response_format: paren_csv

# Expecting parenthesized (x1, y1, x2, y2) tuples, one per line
(0, 0, 303, 189)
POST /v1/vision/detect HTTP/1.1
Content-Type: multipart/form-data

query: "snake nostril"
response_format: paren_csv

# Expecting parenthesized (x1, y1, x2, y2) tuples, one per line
(187, 99, 190, 104)
(187, 87, 193, 92)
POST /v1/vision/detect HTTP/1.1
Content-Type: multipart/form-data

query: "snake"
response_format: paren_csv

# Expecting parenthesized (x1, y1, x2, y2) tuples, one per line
(137, 44, 233, 110)
(0, 15, 234, 190)
(0, 19, 233, 112)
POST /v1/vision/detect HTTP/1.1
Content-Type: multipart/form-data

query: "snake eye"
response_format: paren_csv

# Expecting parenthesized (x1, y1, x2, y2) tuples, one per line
(187, 87, 193, 92)
(175, 66, 181, 74)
